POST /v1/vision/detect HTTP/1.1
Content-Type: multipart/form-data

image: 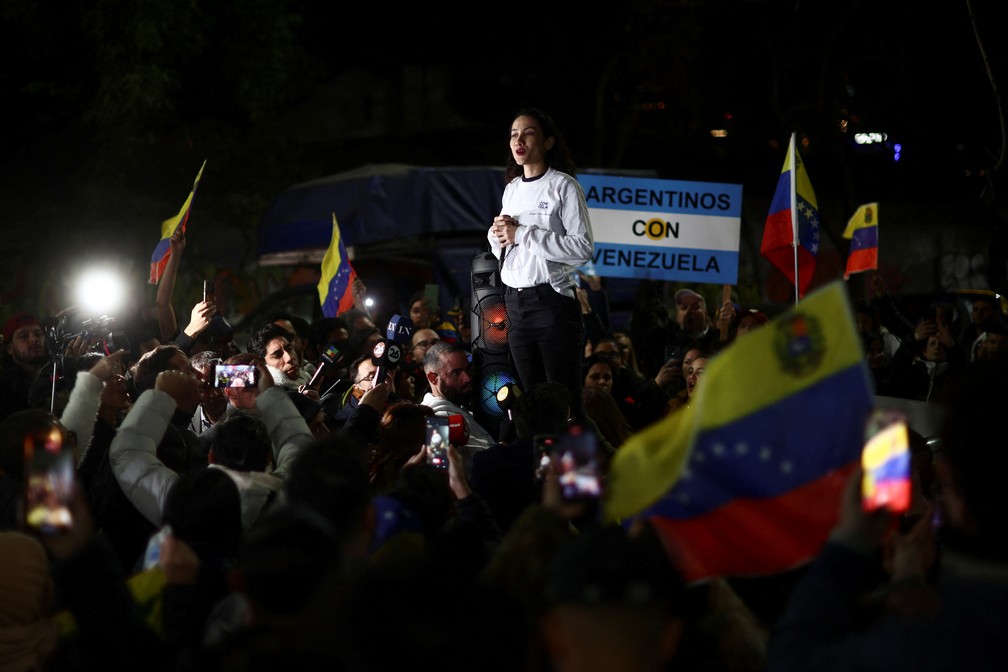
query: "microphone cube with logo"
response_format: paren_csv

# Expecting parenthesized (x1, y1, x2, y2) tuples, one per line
(371, 339, 403, 386)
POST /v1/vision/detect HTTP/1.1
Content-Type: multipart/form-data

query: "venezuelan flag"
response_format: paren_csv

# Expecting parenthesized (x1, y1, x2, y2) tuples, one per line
(149, 160, 207, 284)
(605, 281, 873, 583)
(861, 416, 910, 512)
(842, 202, 879, 280)
(317, 213, 358, 317)
(760, 134, 820, 299)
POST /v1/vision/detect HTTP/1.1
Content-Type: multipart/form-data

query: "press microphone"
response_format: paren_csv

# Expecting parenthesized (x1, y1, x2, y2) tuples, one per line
(307, 341, 342, 389)
(371, 339, 403, 386)
(386, 314, 415, 344)
(447, 413, 469, 448)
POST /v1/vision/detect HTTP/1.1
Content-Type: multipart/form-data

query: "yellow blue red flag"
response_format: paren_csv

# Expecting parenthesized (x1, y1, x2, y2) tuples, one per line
(842, 202, 879, 279)
(149, 160, 207, 284)
(317, 213, 358, 317)
(760, 134, 820, 299)
(605, 281, 873, 583)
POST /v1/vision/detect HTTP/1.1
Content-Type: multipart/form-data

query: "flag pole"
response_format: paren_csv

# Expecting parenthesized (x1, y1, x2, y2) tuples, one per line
(788, 132, 799, 305)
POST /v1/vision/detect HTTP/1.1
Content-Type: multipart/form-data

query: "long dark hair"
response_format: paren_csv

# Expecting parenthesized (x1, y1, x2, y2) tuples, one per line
(504, 107, 577, 182)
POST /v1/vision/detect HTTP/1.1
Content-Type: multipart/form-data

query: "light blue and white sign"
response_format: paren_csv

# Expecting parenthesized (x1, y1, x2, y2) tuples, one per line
(578, 174, 743, 283)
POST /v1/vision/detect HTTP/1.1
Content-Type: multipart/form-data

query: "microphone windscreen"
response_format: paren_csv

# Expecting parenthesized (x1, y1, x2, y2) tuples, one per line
(447, 414, 469, 447)
(386, 314, 415, 343)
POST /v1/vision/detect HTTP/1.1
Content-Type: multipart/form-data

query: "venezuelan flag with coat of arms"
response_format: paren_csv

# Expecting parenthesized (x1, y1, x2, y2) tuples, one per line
(842, 202, 879, 279)
(604, 281, 874, 583)
(760, 134, 820, 299)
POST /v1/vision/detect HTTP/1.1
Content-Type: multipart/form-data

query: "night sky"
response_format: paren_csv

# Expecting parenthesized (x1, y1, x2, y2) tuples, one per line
(1, 0, 1005, 318)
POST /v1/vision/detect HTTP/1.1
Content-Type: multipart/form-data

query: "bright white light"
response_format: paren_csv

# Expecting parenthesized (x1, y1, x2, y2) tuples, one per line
(76, 268, 124, 315)
(364, 297, 375, 308)
(854, 132, 888, 145)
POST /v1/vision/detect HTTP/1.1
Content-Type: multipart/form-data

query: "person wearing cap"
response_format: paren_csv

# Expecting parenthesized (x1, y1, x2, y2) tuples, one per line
(0, 312, 50, 423)
(638, 287, 721, 381)
(735, 307, 769, 338)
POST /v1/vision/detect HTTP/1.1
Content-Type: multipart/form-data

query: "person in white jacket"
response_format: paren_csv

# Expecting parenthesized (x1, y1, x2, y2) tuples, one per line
(109, 360, 313, 530)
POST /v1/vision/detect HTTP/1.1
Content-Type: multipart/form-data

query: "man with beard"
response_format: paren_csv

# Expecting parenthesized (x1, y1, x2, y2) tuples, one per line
(420, 341, 495, 465)
(0, 312, 50, 423)
(639, 288, 721, 378)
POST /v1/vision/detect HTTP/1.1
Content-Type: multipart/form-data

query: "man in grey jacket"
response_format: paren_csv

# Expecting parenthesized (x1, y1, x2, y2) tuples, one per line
(110, 360, 313, 530)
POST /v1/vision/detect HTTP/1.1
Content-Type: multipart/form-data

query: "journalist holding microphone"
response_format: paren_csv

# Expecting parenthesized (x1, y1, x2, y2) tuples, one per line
(488, 107, 594, 419)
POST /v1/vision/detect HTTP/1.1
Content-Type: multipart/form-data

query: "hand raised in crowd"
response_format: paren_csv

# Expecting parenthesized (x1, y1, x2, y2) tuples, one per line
(539, 455, 593, 522)
(63, 333, 94, 359)
(155, 369, 201, 412)
(935, 311, 955, 348)
(913, 316, 937, 343)
(183, 299, 215, 338)
(159, 533, 200, 586)
(352, 277, 369, 312)
(884, 502, 940, 582)
(716, 300, 736, 331)
(169, 227, 186, 256)
(297, 385, 321, 401)
(88, 349, 129, 382)
(359, 380, 392, 413)
(654, 357, 682, 388)
(830, 467, 893, 554)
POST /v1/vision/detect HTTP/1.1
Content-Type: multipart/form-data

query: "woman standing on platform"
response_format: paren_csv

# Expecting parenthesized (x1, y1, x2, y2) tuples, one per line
(487, 107, 594, 418)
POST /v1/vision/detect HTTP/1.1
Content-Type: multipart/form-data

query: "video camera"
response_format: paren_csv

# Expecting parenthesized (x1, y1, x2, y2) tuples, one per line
(47, 313, 131, 359)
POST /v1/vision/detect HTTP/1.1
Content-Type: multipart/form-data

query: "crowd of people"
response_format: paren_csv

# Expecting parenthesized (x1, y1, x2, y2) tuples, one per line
(0, 253, 1005, 670)
(1, 104, 1007, 669)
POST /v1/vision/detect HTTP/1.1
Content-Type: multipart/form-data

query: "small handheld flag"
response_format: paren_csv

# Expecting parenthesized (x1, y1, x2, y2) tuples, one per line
(149, 160, 207, 284)
(842, 202, 879, 280)
(317, 213, 359, 317)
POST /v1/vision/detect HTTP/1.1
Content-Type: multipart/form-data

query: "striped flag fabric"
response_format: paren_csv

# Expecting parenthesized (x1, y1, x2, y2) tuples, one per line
(842, 202, 879, 280)
(604, 281, 874, 584)
(760, 134, 820, 300)
(317, 213, 359, 317)
(149, 160, 207, 284)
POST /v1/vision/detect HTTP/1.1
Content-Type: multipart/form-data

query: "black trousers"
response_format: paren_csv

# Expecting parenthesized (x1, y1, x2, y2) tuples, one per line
(504, 284, 585, 418)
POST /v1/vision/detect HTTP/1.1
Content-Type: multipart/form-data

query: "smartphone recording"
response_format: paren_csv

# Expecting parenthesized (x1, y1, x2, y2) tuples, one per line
(533, 433, 559, 481)
(214, 364, 259, 388)
(425, 416, 450, 471)
(861, 409, 911, 514)
(552, 428, 603, 502)
(22, 427, 76, 534)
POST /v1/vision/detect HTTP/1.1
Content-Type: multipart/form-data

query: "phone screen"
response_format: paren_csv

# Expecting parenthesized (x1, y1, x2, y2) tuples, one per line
(553, 428, 603, 502)
(426, 417, 450, 470)
(533, 433, 559, 481)
(22, 427, 75, 534)
(861, 409, 911, 513)
(664, 345, 682, 363)
(215, 364, 259, 388)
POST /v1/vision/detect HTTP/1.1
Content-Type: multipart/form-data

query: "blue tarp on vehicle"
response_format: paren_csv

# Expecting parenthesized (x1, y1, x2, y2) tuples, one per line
(258, 163, 505, 260)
